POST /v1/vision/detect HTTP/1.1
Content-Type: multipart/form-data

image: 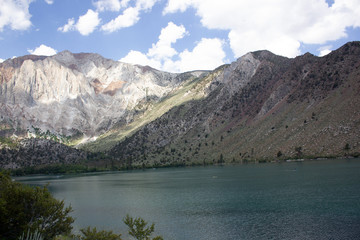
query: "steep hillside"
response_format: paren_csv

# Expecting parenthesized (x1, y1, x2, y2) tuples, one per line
(108, 42, 360, 167)
(0, 51, 196, 141)
(0, 138, 86, 169)
(81, 70, 213, 152)
(1, 42, 359, 170)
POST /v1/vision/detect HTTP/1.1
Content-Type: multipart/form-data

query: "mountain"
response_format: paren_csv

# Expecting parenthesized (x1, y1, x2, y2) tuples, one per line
(0, 138, 86, 170)
(1, 42, 360, 170)
(0, 51, 199, 141)
(107, 42, 360, 166)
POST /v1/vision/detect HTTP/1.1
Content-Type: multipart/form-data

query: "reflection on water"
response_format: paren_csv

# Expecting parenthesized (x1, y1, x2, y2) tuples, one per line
(17, 159, 360, 240)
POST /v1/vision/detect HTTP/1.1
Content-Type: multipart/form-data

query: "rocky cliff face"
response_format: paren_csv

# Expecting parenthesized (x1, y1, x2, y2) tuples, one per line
(1, 42, 359, 170)
(0, 51, 190, 139)
(108, 42, 360, 166)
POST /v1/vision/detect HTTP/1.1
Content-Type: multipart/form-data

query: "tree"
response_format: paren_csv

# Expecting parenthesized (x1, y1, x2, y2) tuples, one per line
(344, 143, 350, 151)
(123, 215, 163, 240)
(0, 172, 73, 240)
(79, 227, 122, 240)
(218, 154, 224, 164)
(295, 146, 303, 157)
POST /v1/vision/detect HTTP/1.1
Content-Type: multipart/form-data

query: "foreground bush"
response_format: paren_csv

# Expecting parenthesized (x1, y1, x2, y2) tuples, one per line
(76, 215, 163, 240)
(78, 227, 122, 240)
(123, 215, 163, 240)
(0, 172, 74, 240)
(0, 172, 163, 240)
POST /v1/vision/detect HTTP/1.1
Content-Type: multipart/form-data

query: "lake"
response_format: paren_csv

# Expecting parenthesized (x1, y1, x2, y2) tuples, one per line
(17, 159, 360, 240)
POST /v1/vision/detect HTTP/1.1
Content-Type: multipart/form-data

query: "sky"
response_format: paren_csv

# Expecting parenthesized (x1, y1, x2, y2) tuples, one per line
(0, 0, 359, 73)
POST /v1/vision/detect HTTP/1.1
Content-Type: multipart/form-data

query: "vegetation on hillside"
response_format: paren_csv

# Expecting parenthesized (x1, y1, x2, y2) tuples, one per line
(1, 42, 360, 172)
(105, 42, 360, 167)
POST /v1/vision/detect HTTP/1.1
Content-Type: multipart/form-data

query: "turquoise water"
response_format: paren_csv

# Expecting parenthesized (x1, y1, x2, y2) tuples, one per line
(17, 159, 360, 239)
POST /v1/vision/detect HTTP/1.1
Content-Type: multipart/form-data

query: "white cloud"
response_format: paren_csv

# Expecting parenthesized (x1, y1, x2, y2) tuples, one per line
(58, 9, 100, 36)
(171, 38, 226, 72)
(93, 0, 130, 12)
(0, 0, 32, 31)
(319, 49, 332, 57)
(163, 0, 360, 58)
(147, 21, 187, 60)
(44, 0, 54, 4)
(76, 9, 101, 36)
(163, 0, 192, 14)
(318, 45, 332, 57)
(121, 22, 226, 72)
(28, 44, 57, 56)
(120, 50, 162, 69)
(57, 18, 75, 33)
(101, 0, 159, 32)
(0, 58, 4, 63)
(101, 7, 139, 32)
(135, 0, 159, 10)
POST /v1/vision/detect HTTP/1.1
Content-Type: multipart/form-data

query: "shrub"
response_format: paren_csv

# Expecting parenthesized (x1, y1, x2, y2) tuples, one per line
(124, 215, 163, 240)
(78, 227, 122, 240)
(18, 229, 43, 240)
(0, 172, 73, 240)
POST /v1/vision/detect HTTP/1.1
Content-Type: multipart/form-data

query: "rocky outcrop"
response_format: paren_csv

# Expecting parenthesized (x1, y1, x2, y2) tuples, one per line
(108, 42, 360, 166)
(1, 42, 360, 170)
(0, 51, 193, 138)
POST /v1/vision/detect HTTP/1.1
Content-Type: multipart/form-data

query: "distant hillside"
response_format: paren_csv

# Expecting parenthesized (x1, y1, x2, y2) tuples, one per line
(107, 42, 360, 167)
(1, 42, 359, 170)
(0, 138, 86, 170)
(0, 50, 198, 139)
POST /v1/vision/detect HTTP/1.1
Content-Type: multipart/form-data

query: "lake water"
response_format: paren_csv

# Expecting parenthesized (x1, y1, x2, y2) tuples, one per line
(17, 159, 360, 240)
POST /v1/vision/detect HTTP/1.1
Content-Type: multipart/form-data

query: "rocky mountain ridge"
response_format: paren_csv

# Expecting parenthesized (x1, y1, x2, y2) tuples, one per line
(107, 42, 360, 166)
(0, 51, 199, 139)
(1, 42, 359, 170)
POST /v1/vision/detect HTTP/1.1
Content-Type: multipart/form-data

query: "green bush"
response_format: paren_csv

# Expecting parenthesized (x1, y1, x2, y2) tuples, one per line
(1, 172, 163, 240)
(124, 215, 163, 240)
(0, 172, 74, 240)
(78, 227, 122, 240)
(18, 229, 43, 240)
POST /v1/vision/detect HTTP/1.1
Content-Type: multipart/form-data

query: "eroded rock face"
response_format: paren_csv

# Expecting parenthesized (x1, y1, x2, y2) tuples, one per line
(109, 42, 360, 164)
(0, 51, 184, 137)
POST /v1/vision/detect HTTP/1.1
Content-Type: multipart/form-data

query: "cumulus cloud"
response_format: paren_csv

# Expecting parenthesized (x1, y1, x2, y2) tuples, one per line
(76, 9, 101, 35)
(318, 45, 332, 57)
(58, 9, 100, 36)
(101, 0, 158, 32)
(171, 38, 226, 72)
(163, 0, 360, 58)
(121, 50, 162, 69)
(0, 0, 32, 31)
(163, 0, 192, 14)
(59, 0, 158, 34)
(28, 44, 57, 56)
(121, 22, 226, 72)
(101, 7, 139, 32)
(58, 18, 75, 33)
(93, 0, 130, 12)
(147, 22, 187, 60)
(135, 0, 159, 10)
